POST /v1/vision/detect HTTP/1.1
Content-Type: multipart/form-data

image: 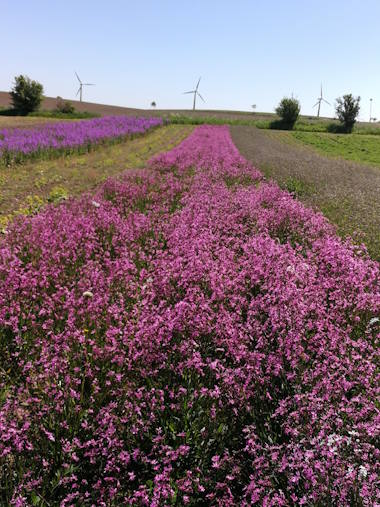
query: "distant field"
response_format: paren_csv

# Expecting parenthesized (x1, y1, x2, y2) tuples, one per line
(162, 111, 380, 133)
(290, 131, 380, 166)
(231, 125, 380, 260)
(0, 124, 193, 230)
(0, 91, 150, 117)
(2, 90, 380, 134)
(0, 116, 69, 128)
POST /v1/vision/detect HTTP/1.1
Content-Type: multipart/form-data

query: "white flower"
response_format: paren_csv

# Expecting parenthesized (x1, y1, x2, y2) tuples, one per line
(368, 317, 379, 326)
(358, 465, 368, 479)
(327, 434, 340, 446)
(83, 290, 94, 298)
(91, 200, 101, 208)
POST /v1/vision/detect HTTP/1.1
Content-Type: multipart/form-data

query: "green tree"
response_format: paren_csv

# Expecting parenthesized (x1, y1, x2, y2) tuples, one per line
(10, 75, 44, 115)
(275, 97, 300, 129)
(335, 94, 360, 133)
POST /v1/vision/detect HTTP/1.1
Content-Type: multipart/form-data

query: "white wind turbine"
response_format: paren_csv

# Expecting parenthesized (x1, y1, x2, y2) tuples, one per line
(313, 83, 330, 118)
(183, 77, 205, 110)
(75, 71, 95, 102)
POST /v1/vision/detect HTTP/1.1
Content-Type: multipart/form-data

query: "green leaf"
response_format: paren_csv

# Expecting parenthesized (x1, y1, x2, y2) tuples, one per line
(31, 492, 41, 506)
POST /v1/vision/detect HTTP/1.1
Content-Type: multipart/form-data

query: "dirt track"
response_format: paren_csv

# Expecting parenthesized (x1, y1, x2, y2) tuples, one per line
(231, 125, 380, 259)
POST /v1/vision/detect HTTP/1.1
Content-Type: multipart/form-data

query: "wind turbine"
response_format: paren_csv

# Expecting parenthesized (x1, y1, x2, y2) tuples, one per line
(75, 71, 95, 102)
(313, 83, 330, 118)
(183, 77, 205, 110)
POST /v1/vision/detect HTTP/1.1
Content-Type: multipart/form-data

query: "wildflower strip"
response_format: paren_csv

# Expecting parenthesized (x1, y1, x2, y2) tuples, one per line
(0, 126, 379, 505)
(0, 115, 163, 164)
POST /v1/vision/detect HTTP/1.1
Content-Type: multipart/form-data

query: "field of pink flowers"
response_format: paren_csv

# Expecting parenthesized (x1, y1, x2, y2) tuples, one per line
(0, 126, 379, 506)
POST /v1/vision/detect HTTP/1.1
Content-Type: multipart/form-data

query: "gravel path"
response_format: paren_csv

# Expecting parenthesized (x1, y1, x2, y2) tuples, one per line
(231, 125, 380, 259)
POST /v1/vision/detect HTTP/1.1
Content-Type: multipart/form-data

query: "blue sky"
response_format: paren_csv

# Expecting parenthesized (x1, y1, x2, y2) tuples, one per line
(1, 0, 379, 119)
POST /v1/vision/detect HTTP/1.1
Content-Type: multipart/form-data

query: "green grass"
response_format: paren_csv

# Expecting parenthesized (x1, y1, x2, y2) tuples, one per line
(167, 114, 380, 135)
(0, 108, 99, 119)
(291, 131, 380, 166)
(0, 124, 194, 231)
(255, 118, 380, 134)
(167, 114, 260, 126)
(28, 110, 99, 119)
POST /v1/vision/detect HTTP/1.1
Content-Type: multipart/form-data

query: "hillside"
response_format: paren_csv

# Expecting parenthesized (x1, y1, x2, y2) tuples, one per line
(1, 91, 341, 124)
(0, 91, 276, 121)
(0, 91, 147, 117)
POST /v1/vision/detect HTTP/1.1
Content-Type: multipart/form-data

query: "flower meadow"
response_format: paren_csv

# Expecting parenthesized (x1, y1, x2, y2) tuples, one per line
(0, 116, 163, 164)
(0, 126, 379, 506)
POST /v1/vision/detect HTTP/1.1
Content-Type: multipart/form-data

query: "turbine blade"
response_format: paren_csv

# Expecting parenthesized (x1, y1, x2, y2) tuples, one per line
(197, 92, 205, 102)
(183, 91, 194, 94)
(313, 101, 320, 108)
(84, 83, 95, 86)
(76, 87, 81, 96)
(75, 71, 81, 83)
(196, 77, 201, 90)
(322, 99, 331, 105)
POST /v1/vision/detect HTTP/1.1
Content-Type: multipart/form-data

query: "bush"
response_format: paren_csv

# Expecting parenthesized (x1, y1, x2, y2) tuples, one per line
(10, 75, 44, 115)
(326, 122, 348, 134)
(55, 97, 75, 114)
(275, 97, 300, 129)
(335, 94, 360, 133)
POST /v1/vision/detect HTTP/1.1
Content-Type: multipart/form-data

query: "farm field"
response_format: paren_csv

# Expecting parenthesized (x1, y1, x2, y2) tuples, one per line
(3, 89, 380, 134)
(0, 116, 70, 128)
(0, 124, 193, 229)
(0, 125, 378, 505)
(0, 91, 147, 118)
(291, 131, 380, 166)
(231, 125, 380, 260)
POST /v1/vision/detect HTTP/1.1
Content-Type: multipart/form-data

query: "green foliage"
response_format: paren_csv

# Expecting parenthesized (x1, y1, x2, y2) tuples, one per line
(168, 115, 260, 126)
(28, 110, 99, 119)
(283, 176, 314, 197)
(55, 97, 75, 114)
(0, 108, 19, 117)
(292, 131, 380, 167)
(335, 94, 360, 133)
(10, 75, 44, 115)
(47, 186, 68, 203)
(275, 97, 301, 129)
(167, 112, 380, 136)
(326, 123, 348, 134)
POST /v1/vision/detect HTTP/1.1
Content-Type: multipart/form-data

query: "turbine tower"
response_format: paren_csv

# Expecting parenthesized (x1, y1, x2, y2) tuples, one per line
(313, 84, 330, 118)
(75, 71, 95, 102)
(183, 77, 205, 110)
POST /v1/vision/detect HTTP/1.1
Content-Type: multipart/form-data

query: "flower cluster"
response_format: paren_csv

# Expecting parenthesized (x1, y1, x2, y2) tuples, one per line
(0, 116, 163, 163)
(0, 126, 378, 505)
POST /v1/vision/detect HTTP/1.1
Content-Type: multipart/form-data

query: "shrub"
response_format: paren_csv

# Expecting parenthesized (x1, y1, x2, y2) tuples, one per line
(275, 97, 300, 129)
(326, 122, 347, 134)
(10, 75, 44, 115)
(335, 94, 360, 133)
(55, 97, 75, 114)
